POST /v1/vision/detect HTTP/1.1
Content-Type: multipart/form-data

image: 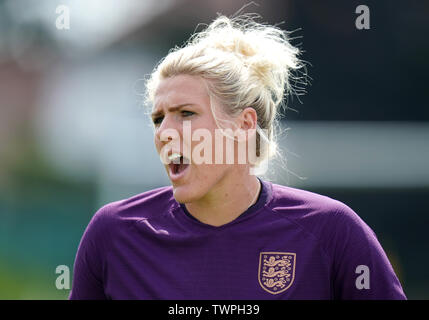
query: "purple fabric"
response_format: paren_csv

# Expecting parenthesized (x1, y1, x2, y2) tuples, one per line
(69, 179, 406, 300)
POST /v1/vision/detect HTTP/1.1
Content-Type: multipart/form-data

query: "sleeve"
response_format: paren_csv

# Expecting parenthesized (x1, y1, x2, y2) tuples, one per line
(69, 205, 112, 300)
(329, 203, 407, 300)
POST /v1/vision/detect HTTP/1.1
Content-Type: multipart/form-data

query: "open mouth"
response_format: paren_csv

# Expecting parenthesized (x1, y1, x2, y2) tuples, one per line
(168, 153, 190, 179)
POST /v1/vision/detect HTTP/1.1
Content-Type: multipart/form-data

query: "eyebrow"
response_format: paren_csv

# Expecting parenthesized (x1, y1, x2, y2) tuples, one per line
(151, 103, 196, 120)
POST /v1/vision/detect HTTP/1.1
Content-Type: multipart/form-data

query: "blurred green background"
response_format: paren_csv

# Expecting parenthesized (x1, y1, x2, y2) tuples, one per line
(0, 0, 428, 299)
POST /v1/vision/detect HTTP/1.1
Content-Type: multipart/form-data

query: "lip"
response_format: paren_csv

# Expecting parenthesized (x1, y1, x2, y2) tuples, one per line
(168, 162, 190, 182)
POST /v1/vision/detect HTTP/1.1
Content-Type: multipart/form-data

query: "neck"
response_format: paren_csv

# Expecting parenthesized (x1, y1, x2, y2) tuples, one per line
(184, 169, 261, 227)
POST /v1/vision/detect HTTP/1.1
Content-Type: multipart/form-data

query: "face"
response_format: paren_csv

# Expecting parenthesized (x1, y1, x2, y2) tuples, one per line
(152, 74, 247, 203)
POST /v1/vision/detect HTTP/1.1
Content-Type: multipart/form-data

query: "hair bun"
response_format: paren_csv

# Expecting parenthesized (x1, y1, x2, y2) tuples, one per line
(189, 14, 306, 103)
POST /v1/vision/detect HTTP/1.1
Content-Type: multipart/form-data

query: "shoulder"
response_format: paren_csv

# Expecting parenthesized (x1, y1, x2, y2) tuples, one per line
(74, 186, 176, 270)
(268, 182, 349, 223)
(88, 185, 176, 230)
(267, 182, 374, 245)
(269, 182, 344, 214)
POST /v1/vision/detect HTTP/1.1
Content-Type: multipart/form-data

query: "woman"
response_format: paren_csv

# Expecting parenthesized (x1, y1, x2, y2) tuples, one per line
(69, 15, 406, 299)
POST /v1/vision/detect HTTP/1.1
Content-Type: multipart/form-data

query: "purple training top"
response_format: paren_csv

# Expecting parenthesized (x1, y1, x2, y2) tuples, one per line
(69, 179, 406, 299)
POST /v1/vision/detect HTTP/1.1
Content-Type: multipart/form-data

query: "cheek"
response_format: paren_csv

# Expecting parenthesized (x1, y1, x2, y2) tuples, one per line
(192, 162, 229, 184)
(154, 135, 163, 154)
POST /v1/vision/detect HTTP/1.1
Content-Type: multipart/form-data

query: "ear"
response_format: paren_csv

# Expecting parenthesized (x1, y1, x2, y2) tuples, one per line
(238, 107, 258, 131)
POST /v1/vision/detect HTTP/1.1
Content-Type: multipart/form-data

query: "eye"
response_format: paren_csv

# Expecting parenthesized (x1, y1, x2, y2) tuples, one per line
(181, 110, 195, 117)
(152, 116, 164, 126)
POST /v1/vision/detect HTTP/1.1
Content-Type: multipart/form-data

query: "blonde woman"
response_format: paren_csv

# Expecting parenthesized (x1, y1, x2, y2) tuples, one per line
(69, 15, 406, 299)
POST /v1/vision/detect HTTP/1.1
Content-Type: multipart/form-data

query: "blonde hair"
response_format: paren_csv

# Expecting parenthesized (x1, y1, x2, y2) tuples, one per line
(145, 13, 307, 171)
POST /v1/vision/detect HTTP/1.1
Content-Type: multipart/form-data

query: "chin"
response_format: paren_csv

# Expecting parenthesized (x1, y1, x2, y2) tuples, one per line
(171, 184, 196, 204)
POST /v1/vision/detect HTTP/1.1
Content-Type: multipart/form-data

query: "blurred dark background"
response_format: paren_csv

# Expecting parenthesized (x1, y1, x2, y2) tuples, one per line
(0, 0, 428, 299)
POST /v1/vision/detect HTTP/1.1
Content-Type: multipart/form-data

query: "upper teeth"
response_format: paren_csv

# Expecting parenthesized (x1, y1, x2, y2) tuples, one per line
(168, 153, 181, 161)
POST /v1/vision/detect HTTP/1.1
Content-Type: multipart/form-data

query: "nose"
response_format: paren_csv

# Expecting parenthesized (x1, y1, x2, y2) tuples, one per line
(155, 114, 181, 146)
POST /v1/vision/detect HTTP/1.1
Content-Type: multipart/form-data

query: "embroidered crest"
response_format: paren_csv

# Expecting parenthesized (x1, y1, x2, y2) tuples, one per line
(258, 252, 296, 294)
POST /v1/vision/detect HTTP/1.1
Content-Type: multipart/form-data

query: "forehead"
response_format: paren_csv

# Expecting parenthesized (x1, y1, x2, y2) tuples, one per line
(153, 74, 210, 109)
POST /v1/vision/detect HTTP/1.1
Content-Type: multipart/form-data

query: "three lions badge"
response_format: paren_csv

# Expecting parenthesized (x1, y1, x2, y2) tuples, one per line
(258, 252, 296, 294)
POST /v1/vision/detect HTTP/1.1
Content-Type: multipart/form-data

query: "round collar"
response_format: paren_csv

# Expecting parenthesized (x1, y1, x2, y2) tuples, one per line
(171, 177, 273, 231)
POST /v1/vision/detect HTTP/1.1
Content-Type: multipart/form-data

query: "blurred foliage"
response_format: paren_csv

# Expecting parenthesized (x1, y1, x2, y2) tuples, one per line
(1, 0, 428, 300)
(0, 125, 96, 299)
